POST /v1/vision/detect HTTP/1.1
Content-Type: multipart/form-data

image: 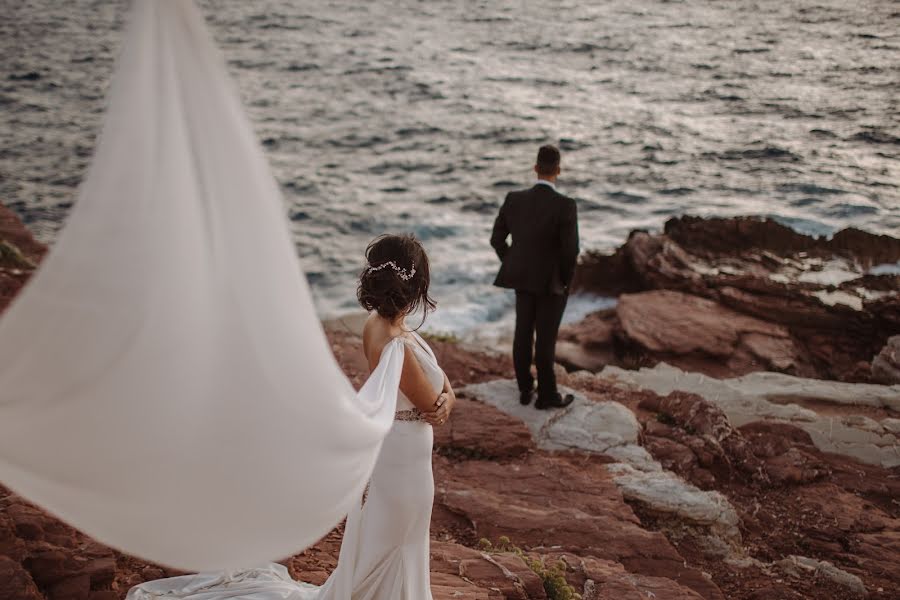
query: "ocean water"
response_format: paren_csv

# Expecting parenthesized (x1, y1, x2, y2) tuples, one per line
(1, 0, 898, 337)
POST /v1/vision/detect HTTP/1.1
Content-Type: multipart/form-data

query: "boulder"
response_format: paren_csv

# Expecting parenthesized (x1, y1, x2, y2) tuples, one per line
(617, 290, 812, 376)
(0, 556, 43, 600)
(872, 335, 900, 384)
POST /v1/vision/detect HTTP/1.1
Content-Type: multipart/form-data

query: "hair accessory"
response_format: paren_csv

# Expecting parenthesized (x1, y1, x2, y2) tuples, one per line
(366, 260, 416, 281)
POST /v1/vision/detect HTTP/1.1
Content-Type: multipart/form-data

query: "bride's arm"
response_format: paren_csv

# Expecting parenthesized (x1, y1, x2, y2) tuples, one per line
(397, 348, 447, 414)
(365, 336, 442, 414)
(421, 372, 455, 426)
(440, 373, 456, 412)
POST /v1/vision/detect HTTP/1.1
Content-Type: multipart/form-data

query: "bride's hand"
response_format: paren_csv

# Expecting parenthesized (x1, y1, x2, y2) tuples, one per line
(422, 393, 451, 426)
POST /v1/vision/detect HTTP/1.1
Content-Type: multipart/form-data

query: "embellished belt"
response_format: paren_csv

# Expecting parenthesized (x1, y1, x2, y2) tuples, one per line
(395, 408, 424, 422)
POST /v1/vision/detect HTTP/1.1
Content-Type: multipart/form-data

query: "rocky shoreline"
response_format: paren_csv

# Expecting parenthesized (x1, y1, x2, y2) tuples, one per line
(2, 203, 898, 599)
(562, 215, 900, 384)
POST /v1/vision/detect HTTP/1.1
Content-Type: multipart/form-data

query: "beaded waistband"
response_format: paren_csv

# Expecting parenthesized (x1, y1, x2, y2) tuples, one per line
(395, 409, 424, 422)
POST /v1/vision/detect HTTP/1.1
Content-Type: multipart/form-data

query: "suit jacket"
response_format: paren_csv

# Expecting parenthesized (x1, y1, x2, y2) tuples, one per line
(490, 183, 579, 295)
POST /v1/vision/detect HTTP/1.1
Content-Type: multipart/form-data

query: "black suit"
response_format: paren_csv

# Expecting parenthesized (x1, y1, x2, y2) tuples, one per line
(491, 182, 579, 400)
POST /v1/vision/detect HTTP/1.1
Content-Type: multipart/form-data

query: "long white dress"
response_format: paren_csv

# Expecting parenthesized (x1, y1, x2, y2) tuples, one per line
(126, 331, 441, 600)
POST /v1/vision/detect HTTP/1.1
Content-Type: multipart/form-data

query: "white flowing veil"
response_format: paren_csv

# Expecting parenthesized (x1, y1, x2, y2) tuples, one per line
(0, 0, 400, 571)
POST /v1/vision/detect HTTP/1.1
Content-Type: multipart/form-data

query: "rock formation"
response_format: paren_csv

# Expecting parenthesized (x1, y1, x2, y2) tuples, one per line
(872, 335, 900, 384)
(2, 205, 898, 599)
(0, 204, 45, 316)
(564, 216, 900, 383)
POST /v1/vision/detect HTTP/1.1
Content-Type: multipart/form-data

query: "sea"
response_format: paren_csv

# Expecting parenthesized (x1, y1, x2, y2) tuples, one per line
(1, 0, 898, 341)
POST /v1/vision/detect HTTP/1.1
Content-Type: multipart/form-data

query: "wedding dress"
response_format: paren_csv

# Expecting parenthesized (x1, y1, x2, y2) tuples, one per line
(126, 331, 440, 600)
(0, 0, 407, 572)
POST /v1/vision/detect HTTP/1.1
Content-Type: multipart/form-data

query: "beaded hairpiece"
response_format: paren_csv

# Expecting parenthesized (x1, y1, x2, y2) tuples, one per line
(365, 260, 417, 281)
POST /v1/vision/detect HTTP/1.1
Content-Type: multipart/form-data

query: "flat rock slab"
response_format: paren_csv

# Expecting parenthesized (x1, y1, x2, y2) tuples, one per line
(434, 454, 725, 600)
(460, 378, 743, 559)
(433, 397, 534, 459)
(601, 363, 900, 468)
(730, 369, 900, 411)
(607, 464, 742, 547)
(460, 379, 642, 455)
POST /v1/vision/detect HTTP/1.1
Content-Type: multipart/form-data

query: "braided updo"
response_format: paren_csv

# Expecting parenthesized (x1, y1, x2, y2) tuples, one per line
(357, 234, 436, 325)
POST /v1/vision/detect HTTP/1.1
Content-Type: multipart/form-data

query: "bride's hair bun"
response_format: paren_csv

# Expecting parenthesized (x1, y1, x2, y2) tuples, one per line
(357, 234, 436, 323)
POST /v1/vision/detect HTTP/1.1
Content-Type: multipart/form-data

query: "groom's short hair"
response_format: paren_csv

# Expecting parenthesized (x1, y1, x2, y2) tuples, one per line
(536, 145, 560, 175)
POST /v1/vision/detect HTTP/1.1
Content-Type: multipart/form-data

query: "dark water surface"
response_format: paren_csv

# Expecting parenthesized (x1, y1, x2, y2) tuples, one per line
(1, 0, 898, 335)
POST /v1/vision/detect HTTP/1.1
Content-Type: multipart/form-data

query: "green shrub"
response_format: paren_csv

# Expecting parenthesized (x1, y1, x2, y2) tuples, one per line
(655, 411, 676, 426)
(481, 536, 581, 600)
(422, 330, 459, 344)
(0, 241, 35, 270)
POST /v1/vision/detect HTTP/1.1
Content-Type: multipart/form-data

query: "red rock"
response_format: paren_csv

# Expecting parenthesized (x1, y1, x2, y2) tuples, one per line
(868, 293, 900, 331)
(665, 216, 900, 266)
(606, 289, 818, 380)
(487, 553, 545, 599)
(829, 227, 900, 267)
(762, 448, 830, 485)
(431, 572, 496, 599)
(618, 290, 796, 359)
(430, 542, 529, 598)
(571, 216, 900, 381)
(47, 574, 91, 600)
(557, 309, 617, 371)
(8, 503, 50, 541)
(433, 454, 724, 599)
(433, 397, 533, 460)
(0, 204, 46, 263)
(25, 549, 77, 586)
(0, 510, 28, 562)
(639, 391, 769, 485)
(570, 244, 644, 296)
(562, 554, 704, 600)
(2, 202, 898, 600)
(0, 204, 45, 315)
(457, 555, 534, 599)
(0, 555, 43, 600)
(871, 334, 900, 383)
(84, 556, 117, 587)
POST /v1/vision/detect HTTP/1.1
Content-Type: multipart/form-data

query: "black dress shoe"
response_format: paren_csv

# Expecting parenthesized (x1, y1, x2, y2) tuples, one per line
(519, 389, 535, 406)
(535, 392, 574, 410)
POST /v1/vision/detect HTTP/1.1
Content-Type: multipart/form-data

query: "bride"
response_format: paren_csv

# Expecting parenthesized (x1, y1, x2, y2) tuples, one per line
(127, 233, 456, 600)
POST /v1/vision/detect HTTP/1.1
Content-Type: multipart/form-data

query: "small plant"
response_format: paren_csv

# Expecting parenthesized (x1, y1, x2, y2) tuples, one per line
(656, 411, 676, 426)
(481, 536, 581, 600)
(0, 240, 35, 270)
(435, 445, 490, 461)
(422, 330, 459, 344)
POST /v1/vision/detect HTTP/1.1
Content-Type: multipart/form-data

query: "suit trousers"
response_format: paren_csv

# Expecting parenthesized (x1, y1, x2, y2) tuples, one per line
(513, 291, 568, 400)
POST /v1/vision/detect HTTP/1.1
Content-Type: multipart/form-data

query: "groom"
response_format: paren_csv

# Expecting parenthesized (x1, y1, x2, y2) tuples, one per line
(490, 145, 579, 409)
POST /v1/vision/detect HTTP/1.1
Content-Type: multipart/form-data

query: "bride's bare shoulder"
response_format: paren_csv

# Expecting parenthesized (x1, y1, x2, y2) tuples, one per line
(362, 313, 399, 365)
